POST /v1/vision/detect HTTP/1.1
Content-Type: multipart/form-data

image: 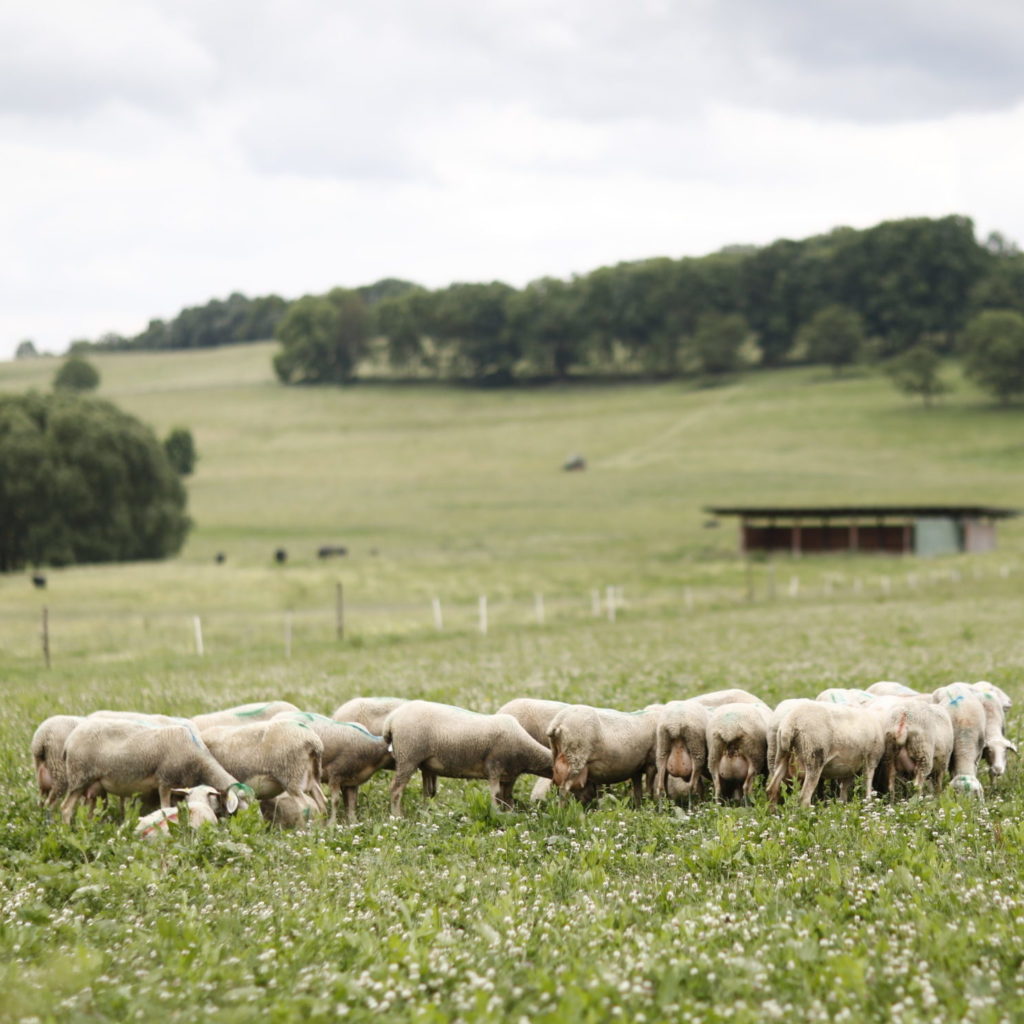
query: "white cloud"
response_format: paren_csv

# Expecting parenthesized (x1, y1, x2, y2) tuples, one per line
(3, 1, 1024, 358)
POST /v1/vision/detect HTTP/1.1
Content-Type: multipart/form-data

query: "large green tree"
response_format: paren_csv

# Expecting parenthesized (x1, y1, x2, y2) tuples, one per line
(962, 309, 1024, 403)
(53, 355, 100, 392)
(0, 392, 191, 572)
(886, 343, 949, 407)
(273, 289, 371, 384)
(795, 304, 865, 373)
(506, 277, 587, 378)
(688, 312, 750, 376)
(428, 282, 517, 383)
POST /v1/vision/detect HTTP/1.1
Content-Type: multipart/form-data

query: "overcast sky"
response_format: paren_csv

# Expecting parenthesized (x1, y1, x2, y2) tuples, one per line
(4, 0, 1024, 359)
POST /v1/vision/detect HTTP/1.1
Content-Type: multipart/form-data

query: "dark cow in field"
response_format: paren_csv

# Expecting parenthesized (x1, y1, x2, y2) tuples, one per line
(317, 545, 348, 559)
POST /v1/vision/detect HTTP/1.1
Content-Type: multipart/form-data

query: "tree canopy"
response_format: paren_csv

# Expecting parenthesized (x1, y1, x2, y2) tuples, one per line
(273, 289, 371, 384)
(53, 355, 100, 392)
(962, 309, 1024, 403)
(0, 393, 191, 572)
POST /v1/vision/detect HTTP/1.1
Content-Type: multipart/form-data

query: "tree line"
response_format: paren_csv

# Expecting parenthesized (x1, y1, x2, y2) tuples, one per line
(68, 215, 1024, 397)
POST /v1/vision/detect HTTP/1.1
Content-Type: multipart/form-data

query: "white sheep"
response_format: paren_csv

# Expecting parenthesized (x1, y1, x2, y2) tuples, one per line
(30, 714, 84, 808)
(199, 719, 327, 815)
(653, 700, 709, 801)
(766, 698, 818, 774)
(273, 711, 391, 823)
(931, 685, 988, 787)
(191, 701, 301, 732)
(706, 702, 771, 803)
(766, 702, 885, 807)
(135, 785, 223, 838)
(331, 697, 408, 737)
(693, 688, 769, 710)
(870, 698, 954, 795)
(935, 683, 1016, 778)
(382, 701, 553, 815)
(62, 718, 252, 824)
(816, 687, 877, 706)
(545, 705, 658, 807)
(971, 681, 1012, 710)
(495, 698, 569, 747)
(866, 681, 925, 698)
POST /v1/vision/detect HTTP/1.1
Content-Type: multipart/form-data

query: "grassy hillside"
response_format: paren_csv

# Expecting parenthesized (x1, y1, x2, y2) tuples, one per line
(2, 346, 1023, 1021)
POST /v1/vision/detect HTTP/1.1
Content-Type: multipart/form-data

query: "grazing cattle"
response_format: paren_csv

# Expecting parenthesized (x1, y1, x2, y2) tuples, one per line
(274, 548, 288, 564)
(31, 573, 46, 588)
(317, 545, 348, 558)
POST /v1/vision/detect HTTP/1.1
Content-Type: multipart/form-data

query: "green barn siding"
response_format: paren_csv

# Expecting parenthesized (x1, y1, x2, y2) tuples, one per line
(914, 517, 960, 557)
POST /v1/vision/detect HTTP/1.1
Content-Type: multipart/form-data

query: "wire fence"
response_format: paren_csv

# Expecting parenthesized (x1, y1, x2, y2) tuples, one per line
(2, 557, 1019, 667)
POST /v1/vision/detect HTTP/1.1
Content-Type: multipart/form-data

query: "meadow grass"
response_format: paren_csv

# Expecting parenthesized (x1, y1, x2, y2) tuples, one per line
(1, 348, 1023, 1021)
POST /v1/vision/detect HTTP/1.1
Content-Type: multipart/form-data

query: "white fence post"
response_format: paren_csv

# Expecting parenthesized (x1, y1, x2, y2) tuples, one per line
(432, 597, 444, 631)
(193, 615, 204, 656)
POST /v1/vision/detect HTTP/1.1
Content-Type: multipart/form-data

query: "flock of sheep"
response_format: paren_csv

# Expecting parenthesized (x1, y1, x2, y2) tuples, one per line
(30, 680, 1015, 836)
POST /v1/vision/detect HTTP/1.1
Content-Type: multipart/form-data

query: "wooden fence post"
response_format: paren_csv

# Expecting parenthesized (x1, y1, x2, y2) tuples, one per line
(41, 606, 50, 669)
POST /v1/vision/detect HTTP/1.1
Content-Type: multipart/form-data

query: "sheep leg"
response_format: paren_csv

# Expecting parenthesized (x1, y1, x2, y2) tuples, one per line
(838, 778, 853, 802)
(799, 760, 824, 808)
(309, 782, 328, 815)
(343, 786, 358, 824)
(630, 772, 644, 808)
(389, 762, 417, 816)
(766, 753, 789, 804)
(421, 768, 437, 801)
(328, 781, 340, 825)
(61, 788, 84, 825)
(742, 761, 758, 803)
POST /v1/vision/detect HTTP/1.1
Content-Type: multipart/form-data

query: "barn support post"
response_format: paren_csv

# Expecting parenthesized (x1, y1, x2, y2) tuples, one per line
(791, 522, 802, 558)
(849, 523, 859, 553)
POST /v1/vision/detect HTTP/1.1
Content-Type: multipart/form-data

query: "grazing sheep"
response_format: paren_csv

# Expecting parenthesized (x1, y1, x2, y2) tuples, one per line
(273, 711, 390, 823)
(383, 701, 552, 815)
(495, 698, 569, 747)
(62, 719, 252, 824)
(766, 703, 885, 807)
(932, 686, 989, 784)
(971, 680, 1012, 711)
(653, 700, 710, 800)
(30, 715, 84, 807)
(866, 681, 925, 698)
(766, 699, 818, 774)
(706, 702, 771, 803)
(260, 793, 319, 829)
(135, 785, 224, 839)
(331, 697, 408, 736)
(816, 687, 877, 706)
(870, 698, 954, 795)
(546, 705, 658, 807)
(199, 719, 327, 814)
(936, 683, 1016, 778)
(191, 701, 300, 732)
(693, 689, 769, 710)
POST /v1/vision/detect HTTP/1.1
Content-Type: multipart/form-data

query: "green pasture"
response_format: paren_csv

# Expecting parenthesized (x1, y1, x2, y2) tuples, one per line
(1, 347, 1023, 1021)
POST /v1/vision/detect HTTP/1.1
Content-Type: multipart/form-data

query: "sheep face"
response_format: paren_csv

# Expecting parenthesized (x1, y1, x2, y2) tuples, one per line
(983, 737, 1017, 777)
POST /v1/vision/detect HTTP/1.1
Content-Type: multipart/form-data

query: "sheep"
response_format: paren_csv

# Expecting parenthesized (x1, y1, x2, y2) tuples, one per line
(866, 681, 926, 698)
(706, 702, 771, 803)
(693, 689, 769, 710)
(495, 698, 569, 747)
(382, 701, 553, 815)
(191, 701, 300, 732)
(870, 698, 954, 796)
(331, 697, 407, 736)
(816, 688, 877, 706)
(766, 703, 885, 807)
(546, 704, 658, 807)
(935, 683, 1016, 778)
(199, 719, 327, 815)
(653, 700, 709, 801)
(30, 714, 84, 808)
(272, 711, 391, 823)
(972, 680, 1012, 711)
(766, 698, 818, 774)
(932, 685, 988, 785)
(62, 718, 252, 824)
(260, 793, 317, 829)
(135, 785, 223, 839)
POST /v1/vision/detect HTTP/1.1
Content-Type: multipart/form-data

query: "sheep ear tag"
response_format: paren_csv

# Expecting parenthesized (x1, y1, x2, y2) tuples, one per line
(226, 788, 239, 813)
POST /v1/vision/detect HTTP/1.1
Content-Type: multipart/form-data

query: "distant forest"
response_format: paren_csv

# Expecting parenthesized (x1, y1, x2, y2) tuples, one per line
(74, 215, 1024, 384)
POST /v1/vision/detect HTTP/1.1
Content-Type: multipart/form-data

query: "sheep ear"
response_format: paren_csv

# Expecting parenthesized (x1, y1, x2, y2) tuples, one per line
(225, 788, 239, 813)
(1007, 740, 1019, 756)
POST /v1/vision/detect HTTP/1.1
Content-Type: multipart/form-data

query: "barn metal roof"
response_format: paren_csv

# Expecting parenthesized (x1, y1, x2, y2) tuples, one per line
(705, 505, 1019, 519)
